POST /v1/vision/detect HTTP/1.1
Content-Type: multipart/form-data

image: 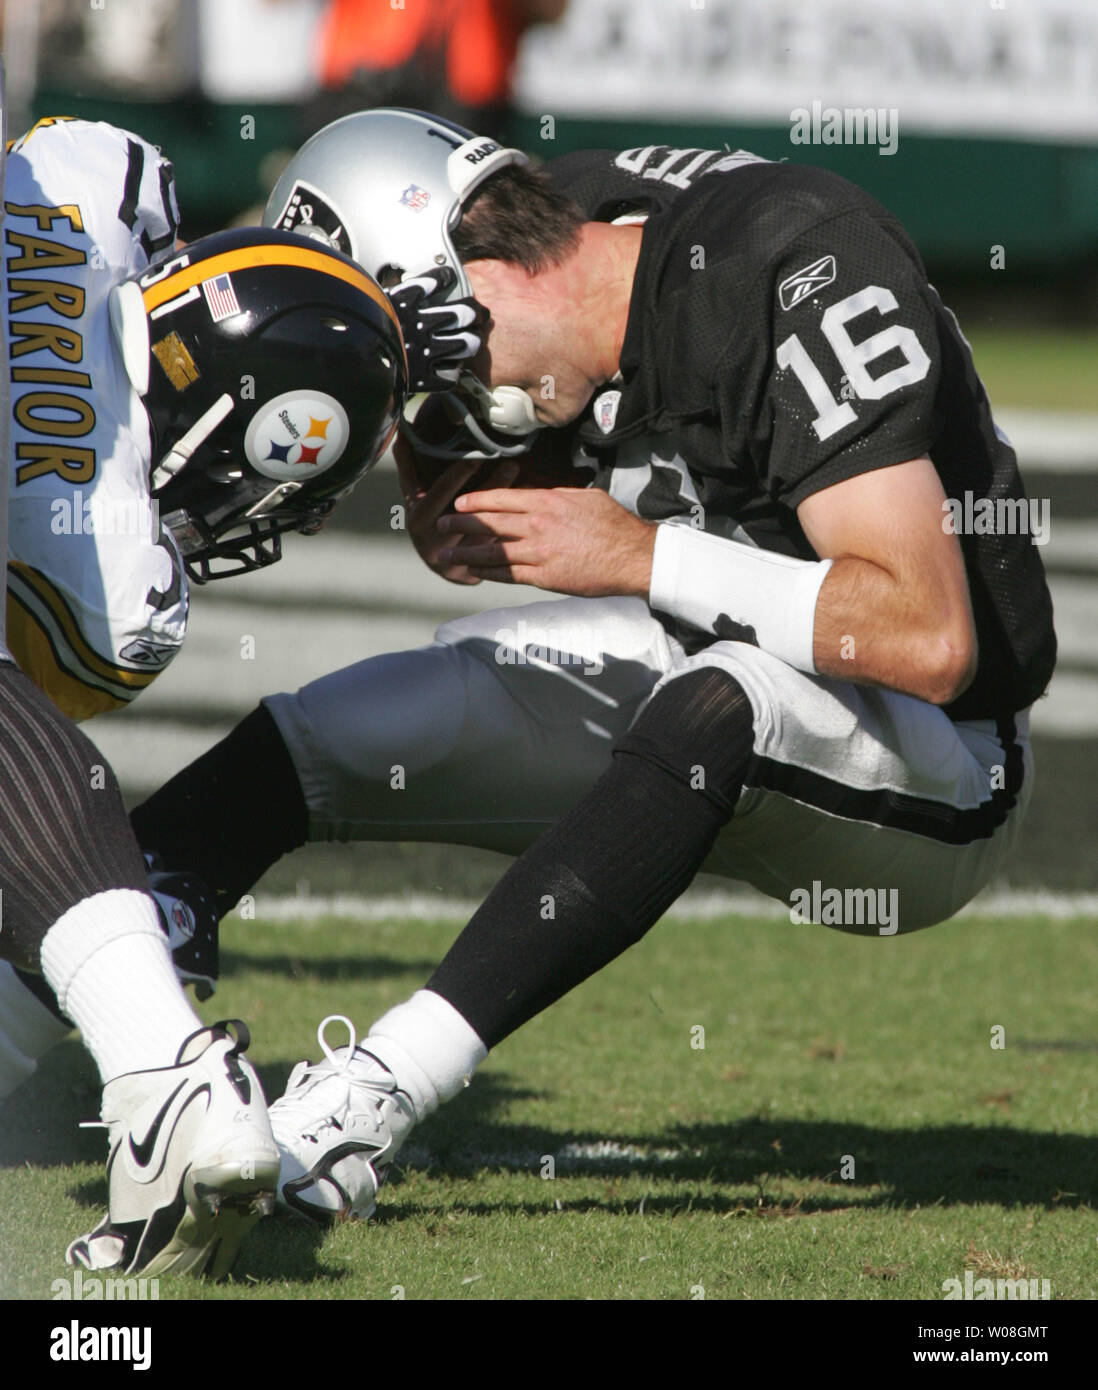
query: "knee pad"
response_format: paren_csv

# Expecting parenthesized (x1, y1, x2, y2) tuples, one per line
(614, 667, 755, 815)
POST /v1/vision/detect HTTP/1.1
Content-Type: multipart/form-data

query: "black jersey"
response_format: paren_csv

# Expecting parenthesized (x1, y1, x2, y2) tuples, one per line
(543, 146, 1056, 723)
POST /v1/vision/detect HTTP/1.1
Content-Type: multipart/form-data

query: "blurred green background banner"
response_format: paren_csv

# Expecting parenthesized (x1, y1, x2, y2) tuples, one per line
(9, 0, 1098, 278)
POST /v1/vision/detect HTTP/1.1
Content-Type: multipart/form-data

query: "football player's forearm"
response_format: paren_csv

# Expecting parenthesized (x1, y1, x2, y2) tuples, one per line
(648, 522, 831, 672)
(812, 555, 977, 706)
(647, 521, 976, 705)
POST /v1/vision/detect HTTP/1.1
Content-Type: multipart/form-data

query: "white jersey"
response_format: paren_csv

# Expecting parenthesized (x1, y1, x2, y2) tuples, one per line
(0, 85, 9, 664)
(4, 117, 187, 719)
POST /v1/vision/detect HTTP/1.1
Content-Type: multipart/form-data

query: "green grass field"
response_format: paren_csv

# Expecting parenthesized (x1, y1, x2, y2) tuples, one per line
(3, 908, 1096, 1302)
(964, 328, 1098, 413)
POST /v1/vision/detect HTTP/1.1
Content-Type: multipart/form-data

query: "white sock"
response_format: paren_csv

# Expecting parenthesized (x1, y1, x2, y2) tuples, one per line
(365, 989, 487, 1122)
(0, 961, 73, 1101)
(40, 889, 202, 1084)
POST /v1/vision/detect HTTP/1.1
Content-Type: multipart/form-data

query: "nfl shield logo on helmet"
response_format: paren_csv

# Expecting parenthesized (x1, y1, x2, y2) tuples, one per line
(399, 183, 431, 213)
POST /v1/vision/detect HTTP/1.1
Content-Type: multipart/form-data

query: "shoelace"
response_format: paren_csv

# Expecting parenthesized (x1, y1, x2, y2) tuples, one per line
(274, 1015, 394, 1144)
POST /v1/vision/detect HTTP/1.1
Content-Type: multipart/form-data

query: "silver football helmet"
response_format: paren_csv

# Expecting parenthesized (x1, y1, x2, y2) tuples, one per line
(264, 108, 538, 457)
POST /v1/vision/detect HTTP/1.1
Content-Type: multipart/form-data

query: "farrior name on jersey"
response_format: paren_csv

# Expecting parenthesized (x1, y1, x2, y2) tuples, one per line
(5, 199, 98, 488)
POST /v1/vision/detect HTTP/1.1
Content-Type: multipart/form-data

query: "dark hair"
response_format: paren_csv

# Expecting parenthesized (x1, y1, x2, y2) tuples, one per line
(452, 164, 584, 274)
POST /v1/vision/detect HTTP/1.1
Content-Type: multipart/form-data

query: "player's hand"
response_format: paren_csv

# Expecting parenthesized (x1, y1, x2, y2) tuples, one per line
(387, 266, 488, 393)
(394, 433, 519, 585)
(438, 487, 657, 598)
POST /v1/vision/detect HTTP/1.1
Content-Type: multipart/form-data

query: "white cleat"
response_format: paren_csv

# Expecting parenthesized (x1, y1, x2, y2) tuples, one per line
(269, 1015, 417, 1224)
(66, 1021, 280, 1279)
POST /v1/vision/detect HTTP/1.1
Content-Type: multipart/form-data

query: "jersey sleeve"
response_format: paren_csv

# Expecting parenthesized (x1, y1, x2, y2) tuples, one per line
(10, 116, 180, 266)
(111, 124, 181, 264)
(6, 498, 187, 722)
(755, 210, 941, 508)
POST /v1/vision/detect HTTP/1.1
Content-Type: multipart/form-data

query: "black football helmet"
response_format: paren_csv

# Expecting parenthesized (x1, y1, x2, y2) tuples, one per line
(109, 227, 406, 581)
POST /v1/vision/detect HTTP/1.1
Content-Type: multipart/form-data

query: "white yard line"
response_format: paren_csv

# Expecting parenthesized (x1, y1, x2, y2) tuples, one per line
(997, 410, 1098, 474)
(240, 888, 1098, 924)
(398, 1139, 698, 1171)
(1039, 519, 1098, 571)
(1030, 672, 1098, 737)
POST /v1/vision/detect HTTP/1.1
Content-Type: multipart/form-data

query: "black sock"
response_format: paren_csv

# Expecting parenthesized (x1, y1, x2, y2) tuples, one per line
(427, 669, 754, 1047)
(129, 703, 308, 916)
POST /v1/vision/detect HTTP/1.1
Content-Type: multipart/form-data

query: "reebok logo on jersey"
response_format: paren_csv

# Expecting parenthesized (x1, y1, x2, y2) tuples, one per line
(119, 638, 178, 667)
(779, 255, 836, 311)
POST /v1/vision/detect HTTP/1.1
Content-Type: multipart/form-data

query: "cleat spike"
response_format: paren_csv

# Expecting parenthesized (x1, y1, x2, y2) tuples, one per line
(253, 1192, 276, 1217)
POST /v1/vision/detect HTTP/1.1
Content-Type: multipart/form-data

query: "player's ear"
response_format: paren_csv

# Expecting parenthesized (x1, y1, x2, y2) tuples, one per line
(108, 281, 150, 396)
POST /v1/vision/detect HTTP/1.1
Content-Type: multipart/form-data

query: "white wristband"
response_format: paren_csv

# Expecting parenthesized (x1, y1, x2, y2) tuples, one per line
(649, 523, 833, 674)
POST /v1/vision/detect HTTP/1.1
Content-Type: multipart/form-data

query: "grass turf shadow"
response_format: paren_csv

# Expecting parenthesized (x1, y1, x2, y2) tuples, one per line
(7, 1060, 1094, 1217)
(386, 1076, 1098, 1213)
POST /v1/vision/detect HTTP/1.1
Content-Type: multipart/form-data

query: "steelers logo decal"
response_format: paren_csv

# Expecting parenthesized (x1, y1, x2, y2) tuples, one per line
(244, 390, 350, 482)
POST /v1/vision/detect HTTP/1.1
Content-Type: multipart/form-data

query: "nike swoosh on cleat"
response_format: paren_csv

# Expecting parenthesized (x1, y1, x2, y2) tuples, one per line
(225, 1051, 252, 1105)
(128, 1081, 188, 1168)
